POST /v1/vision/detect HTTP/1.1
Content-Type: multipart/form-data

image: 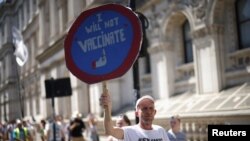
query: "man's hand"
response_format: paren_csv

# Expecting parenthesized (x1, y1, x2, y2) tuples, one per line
(99, 89, 111, 111)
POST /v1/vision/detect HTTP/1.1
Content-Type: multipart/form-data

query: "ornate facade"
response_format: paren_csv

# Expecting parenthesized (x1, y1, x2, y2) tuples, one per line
(0, 0, 250, 140)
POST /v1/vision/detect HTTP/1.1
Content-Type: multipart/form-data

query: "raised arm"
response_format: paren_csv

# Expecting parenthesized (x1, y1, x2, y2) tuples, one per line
(100, 89, 124, 139)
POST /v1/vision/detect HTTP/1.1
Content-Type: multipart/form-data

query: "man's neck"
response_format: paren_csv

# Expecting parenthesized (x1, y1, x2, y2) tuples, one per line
(139, 122, 152, 130)
(172, 127, 180, 133)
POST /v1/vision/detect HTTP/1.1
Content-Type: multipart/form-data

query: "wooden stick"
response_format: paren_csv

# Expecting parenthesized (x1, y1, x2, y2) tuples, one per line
(102, 81, 108, 93)
(102, 81, 108, 109)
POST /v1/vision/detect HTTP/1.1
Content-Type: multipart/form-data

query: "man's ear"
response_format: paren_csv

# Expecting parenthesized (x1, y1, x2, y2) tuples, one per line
(135, 111, 139, 117)
(154, 109, 156, 115)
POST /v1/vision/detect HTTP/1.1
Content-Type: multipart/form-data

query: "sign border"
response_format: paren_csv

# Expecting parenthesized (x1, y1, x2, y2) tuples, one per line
(64, 4, 142, 84)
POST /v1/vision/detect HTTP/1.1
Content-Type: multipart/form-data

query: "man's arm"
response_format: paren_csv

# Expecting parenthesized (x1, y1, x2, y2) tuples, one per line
(100, 89, 124, 139)
(69, 122, 78, 131)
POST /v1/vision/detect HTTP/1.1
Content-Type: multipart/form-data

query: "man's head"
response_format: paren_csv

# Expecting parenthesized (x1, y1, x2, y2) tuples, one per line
(135, 95, 156, 127)
(115, 114, 131, 127)
(16, 119, 22, 128)
(135, 95, 155, 111)
(169, 115, 181, 131)
(72, 111, 82, 119)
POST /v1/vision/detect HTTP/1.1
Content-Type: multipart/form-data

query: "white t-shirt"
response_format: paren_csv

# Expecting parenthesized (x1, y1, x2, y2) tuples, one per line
(123, 124, 170, 141)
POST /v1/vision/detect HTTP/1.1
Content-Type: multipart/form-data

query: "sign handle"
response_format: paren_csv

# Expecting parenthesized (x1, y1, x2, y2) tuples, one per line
(102, 81, 109, 110)
(102, 81, 108, 93)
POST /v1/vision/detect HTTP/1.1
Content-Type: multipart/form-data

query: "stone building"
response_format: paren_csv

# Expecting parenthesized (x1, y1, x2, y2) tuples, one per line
(0, 0, 250, 140)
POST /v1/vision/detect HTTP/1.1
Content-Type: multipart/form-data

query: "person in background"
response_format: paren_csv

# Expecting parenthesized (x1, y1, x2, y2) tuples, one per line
(57, 115, 68, 141)
(39, 119, 47, 141)
(69, 112, 86, 141)
(7, 119, 15, 141)
(87, 113, 99, 141)
(107, 114, 131, 141)
(13, 119, 30, 141)
(22, 120, 33, 141)
(0, 122, 9, 140)
(167, 115, 186, 141)
(100, 90, 170, 141)
(46, 115, 65, 141)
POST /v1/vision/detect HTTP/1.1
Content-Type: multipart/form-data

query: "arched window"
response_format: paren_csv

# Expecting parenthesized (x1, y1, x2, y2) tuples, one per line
(236, 0, 250, 49)
(182, 20, 193, 63)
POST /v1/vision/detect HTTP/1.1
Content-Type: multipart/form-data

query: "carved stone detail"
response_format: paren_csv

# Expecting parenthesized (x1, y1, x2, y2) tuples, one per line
(148, 42, 172, 55)
(192, 24, 224, 39)
(166, 0, 208, 23)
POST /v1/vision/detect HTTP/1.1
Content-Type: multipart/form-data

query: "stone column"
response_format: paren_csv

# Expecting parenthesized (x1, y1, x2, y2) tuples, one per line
(67, 73, 88, 116)
(23, 1, 27, 26)
(29, 0, 33, 20)
(30, 37, 35, 68)
(0, 27, 2, 45)
(49, 0, 57, 38)
(38, 5, 44, 47)
(58, 0, 65, 33)
(148, 42, 175, 99)
(67, 0, 85, 25)
(192, 25, 225, 94)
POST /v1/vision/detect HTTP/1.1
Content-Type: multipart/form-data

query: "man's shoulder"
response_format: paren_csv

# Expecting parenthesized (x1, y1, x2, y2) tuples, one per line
(123, 125, 138, 129)
(122, 125, 140, 132)
(152, 124, 166, 130)
(176, 131, 186, 137)
(123, 124, 166, 132)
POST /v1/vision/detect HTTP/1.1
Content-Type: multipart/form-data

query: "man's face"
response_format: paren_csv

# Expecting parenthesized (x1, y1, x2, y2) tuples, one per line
(17, 123, 22, 128)
(116, 118, 127, 127)
(170, 118, 180, 129)
(136, 99, 156, 125)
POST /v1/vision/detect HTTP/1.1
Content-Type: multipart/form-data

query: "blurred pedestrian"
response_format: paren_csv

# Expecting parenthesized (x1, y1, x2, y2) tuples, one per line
(69, 112, 86, 141)
(87, 113, 99, 141)
(57, 115, 68, 141)
(107, 114, 131, 141)
(39, 119, 47, 141)
(167, 115, 186, 141)
(46, 115, 65, 141)
(13, 119, 30, 141)
(7, 119, 15, 141)
(22, 119, 34, 141)
(0, 122, 9, 140)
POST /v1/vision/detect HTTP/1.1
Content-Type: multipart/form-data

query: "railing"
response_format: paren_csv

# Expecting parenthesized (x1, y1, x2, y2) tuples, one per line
(95, 114, 250, 141)
(226, 48, 250, 86)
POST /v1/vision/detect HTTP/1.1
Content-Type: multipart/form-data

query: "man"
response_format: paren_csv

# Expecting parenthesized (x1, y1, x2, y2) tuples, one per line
(46, 115, 65, 141)
(167, 115, 186, 141)
(107, 114, 131, 141)
(13, 119, 29, 141)
(69, 112, 86, 141)
(22, 120, 34, 141)
(100, 90, 170, 141)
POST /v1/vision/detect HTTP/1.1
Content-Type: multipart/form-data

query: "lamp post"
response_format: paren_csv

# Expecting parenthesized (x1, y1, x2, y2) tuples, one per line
(12, 45, 24, 119)
(4, 93, 8, 122)
(129, 0, 149, 124)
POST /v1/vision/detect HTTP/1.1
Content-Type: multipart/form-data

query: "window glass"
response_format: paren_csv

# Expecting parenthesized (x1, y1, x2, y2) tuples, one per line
(183, 20, 193, 63)
(240, 21, 250, 47)
(236, 0, 250, 49)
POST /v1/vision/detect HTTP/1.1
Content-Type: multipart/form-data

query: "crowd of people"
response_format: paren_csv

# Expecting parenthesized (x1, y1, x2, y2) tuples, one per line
(0, 112, 99, 141)
(0, 92, 186, 141)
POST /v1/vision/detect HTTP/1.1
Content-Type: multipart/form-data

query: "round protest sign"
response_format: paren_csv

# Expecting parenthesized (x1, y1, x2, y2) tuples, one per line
(64, 4, 142, 84)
